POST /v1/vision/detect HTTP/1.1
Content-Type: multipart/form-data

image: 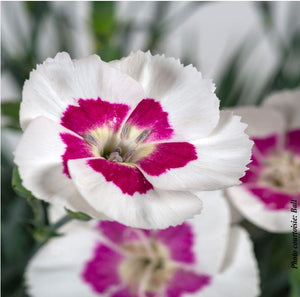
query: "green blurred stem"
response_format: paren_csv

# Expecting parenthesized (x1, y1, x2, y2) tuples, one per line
(49, 214, 73, 232)
(30, 215, 73, 257)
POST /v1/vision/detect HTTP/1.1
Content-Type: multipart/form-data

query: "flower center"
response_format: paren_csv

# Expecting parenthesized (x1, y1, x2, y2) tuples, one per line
(119, 240, 176, 293)
(259, 150, 300, 193)
(83, 125, 154, 164)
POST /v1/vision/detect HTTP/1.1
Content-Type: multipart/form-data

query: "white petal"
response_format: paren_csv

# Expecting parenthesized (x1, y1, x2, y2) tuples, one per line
(14, 116, 104, 218)
(26, 229, 100, 297)
(139, 111, 252, 191)
(228, 186, 291, 233)
(263, 88, 300, 129)
(188, 191, 230, 275)
(225, 193, 244, 224)
(20, 52, 145, 129)
(199, 227, 260, 297)
(110, 51, 220, 141)
(68, 158, 202, 229)
(230, 106, 286, 137)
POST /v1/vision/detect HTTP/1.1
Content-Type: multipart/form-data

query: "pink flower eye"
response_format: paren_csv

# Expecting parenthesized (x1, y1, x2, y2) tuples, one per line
(82, 221, 211, 296)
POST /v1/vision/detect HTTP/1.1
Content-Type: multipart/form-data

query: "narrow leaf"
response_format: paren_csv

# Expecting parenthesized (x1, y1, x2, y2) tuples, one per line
(12, 166, 32, 199)
(65, 208, 92, 221)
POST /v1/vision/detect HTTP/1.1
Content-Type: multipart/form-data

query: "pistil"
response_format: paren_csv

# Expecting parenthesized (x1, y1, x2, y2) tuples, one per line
(123, 149, 136, 163)
(107, 147, 123, 162)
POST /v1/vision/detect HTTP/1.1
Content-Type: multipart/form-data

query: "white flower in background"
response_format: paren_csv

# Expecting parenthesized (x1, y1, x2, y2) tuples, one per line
(14, 51, 252, 229)
(25, 191, 260, 297)
(227, 89, 300, 232)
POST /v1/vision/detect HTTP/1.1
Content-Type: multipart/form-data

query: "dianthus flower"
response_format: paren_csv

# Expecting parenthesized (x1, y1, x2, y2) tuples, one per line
(227, 89, 300, 232)
(25, 191, 260, 297)
(15, 51, 252, 228)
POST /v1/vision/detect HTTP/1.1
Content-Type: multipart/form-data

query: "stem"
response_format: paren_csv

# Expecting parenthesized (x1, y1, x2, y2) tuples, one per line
(30, 215, 74, 258)
(50, 214, 73, 231)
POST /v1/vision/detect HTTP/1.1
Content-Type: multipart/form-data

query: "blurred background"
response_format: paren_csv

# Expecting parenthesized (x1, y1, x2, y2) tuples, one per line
(1, 2, 300, 297)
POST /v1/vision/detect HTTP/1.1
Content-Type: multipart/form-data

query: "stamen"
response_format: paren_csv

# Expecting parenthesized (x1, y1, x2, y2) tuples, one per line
(123, 149, 135, 163)
(83, 134, 98, 146)
(135, 129, 152, 144)
(121, 123, 129, 139)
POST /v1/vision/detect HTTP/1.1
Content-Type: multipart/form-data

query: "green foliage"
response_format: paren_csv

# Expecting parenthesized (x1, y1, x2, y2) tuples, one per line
(217, 48, 245, 108)
(242, 220, 292, 297)
(32, 225, 61, 243)
(92, 2, 115, 36)
(290, 268, 300, 297)
(1, 101, 21, 130)
(12, 167, 32, 199)
(1, 101, 20, 123)
(12, 166, 50, 229)
(92, 2, 121, 61)
(255, 2, 273, 30)
(25, 1, 50, 19)
(65, 208, 92, 221)
(2, 155, 33, 297)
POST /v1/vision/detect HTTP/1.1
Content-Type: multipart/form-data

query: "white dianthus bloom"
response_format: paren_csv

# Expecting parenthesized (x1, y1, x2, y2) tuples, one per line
(14, 51, 252, 229)
(25, 191, 260, 297)
(227, 89, 300, 232)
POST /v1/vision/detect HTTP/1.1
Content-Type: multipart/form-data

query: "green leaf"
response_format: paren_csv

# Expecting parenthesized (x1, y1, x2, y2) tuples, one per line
(26, 1, 50, 20)
(216, 35, 260, 108)
(32, 226, 61, 243)
(12, 166, 32, 199)
(1, 101, 21, 130)
(92, 2, 120, 61)
(65, 208, 92, 221)
(255, 2, 273, 30)
(92, 2, 115, 36)
(290, 268, 300, 297)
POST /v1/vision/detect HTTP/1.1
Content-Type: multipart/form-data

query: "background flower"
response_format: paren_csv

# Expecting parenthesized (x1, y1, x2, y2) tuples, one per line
(25, 191, 260, 297)
(227, 89, 300, 233)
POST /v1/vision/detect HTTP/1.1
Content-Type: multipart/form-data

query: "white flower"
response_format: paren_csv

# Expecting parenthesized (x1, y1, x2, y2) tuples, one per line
(227, 89, 300, 232)
(14, 51, 252, 229)
(25, 191, 260, 297)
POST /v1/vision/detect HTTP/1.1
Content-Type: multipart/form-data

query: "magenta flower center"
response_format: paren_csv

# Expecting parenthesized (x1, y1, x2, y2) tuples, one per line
(60, 97, 197, 195)
(259, 150, 300, 194)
